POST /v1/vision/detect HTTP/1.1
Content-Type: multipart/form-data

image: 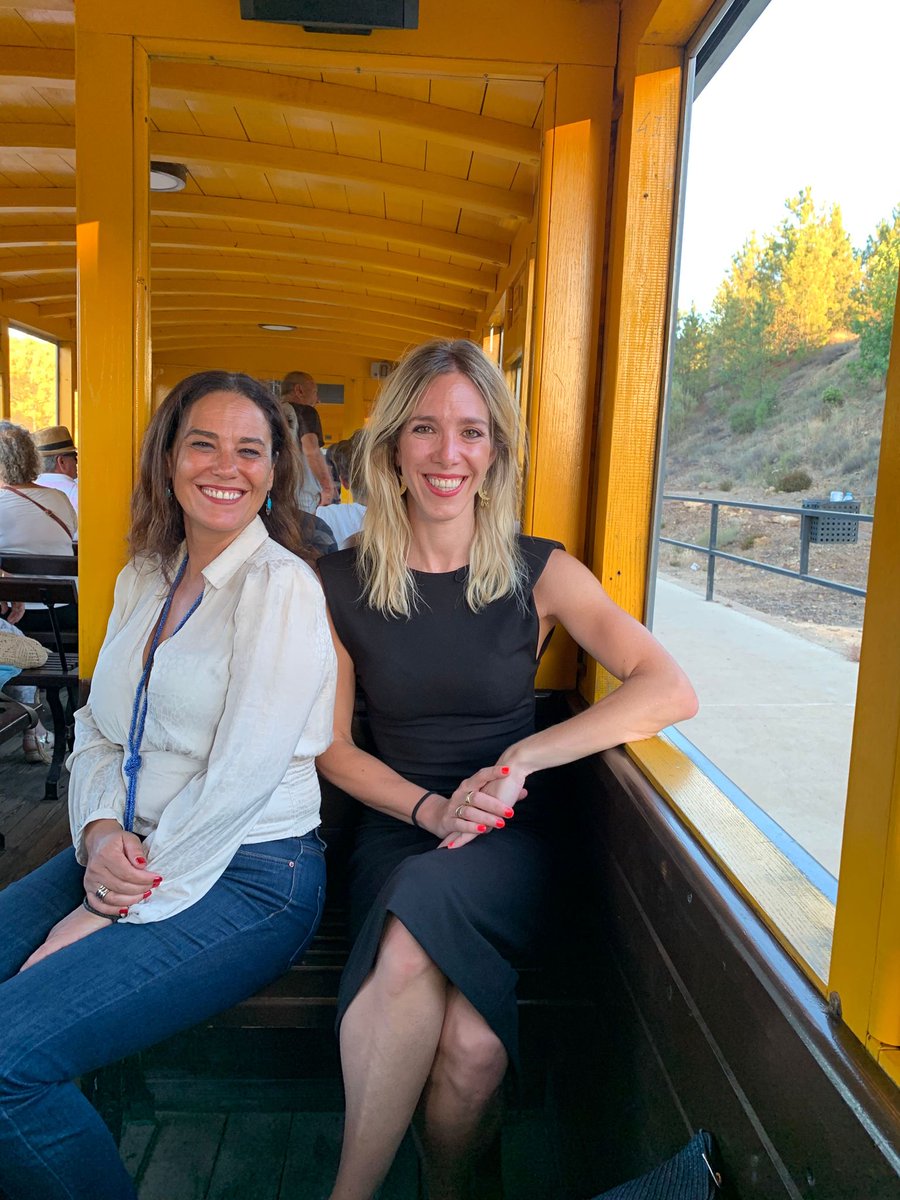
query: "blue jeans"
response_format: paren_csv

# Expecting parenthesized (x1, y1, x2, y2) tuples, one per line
(0, 834, 325, 1200)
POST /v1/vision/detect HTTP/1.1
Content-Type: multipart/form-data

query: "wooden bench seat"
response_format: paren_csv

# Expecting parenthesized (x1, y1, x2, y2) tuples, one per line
(0, 576, 79, 802)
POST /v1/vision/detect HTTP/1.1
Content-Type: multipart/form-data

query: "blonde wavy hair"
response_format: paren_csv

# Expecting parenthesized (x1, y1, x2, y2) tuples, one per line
(356, 339, 525, 617)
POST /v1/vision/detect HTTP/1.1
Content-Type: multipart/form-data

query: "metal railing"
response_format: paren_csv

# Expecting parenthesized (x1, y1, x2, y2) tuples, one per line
(659, 493, 873, 603)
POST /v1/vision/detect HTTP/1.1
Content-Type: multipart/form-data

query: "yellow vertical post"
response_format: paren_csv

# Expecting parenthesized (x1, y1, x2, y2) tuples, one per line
(0, 318, 9, 420)
(830, 276, 900, 1065)
(526, 64, 613, 689)
(58, 341, 75, 431)
(342, 375, 365, 440)
(76, 31, 150, 676)
(583, 61, 683, 702)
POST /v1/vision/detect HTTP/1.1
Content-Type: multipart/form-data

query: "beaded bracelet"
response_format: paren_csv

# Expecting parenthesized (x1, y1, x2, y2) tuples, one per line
(410, 790, 437, 829)
(82, 895, 121, 922)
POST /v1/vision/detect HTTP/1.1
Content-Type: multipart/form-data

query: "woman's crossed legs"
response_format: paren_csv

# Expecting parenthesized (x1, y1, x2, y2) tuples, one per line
(330, 915, 508, 1200)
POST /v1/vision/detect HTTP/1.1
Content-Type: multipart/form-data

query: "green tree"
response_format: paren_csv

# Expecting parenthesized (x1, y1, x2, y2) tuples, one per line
(852, 205, 900, 379)
(672, 304, 709, 398)
(9, 330, 58, 432)
(709, 235, 774, 404)
(762, 189, 860, 355)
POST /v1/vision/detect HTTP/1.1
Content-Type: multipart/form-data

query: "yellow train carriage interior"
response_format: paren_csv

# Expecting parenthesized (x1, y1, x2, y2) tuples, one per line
(0, 0, 899, 1195)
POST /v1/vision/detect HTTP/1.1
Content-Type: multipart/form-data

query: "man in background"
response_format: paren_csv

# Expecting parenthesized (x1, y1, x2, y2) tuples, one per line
(33, 425, 78, 514)
(281, 371, 335, 507)
(316, 433, 367, 551)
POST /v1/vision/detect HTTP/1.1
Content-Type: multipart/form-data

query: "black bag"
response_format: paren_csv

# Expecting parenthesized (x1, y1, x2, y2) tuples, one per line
(591, 1130, 722, 1199)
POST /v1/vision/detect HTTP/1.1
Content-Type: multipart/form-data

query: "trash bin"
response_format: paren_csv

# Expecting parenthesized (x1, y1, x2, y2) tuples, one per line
(801, 498, 860, 544)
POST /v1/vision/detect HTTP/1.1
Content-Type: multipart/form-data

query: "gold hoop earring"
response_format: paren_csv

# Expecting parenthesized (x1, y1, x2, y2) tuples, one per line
(477, 485, 490, 509)
(398, 475, 408, 497)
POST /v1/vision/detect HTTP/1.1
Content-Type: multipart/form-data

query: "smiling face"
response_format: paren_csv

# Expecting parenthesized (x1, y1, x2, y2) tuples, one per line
(169, 390, 275, 557)
(394, 372, 495, 528)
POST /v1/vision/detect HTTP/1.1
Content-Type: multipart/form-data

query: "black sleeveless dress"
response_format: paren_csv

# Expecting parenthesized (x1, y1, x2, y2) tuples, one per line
(318, 535, 563, 1066)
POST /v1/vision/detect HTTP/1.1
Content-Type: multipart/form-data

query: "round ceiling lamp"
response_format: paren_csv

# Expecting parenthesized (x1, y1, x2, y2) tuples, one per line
(259, 323, 297, 332)
(149, 161, 188, 193)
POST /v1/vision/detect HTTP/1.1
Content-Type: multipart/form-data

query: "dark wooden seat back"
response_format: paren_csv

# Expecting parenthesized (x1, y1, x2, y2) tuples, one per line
(0, 576, 78, 671)
(0, 553, 78, 577)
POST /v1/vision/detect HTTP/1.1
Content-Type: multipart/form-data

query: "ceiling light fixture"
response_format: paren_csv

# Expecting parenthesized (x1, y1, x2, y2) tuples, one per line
(258, 323, 297, 332)
(149, 161, 188, 193)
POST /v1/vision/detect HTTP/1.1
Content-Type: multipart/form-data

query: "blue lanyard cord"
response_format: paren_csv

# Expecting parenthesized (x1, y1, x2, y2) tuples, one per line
(123, 555, 203, 833)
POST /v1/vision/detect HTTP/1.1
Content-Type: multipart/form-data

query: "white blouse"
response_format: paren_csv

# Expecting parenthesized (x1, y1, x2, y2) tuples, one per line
(67, 517, 336, 923)
(0, 484, 76, 553)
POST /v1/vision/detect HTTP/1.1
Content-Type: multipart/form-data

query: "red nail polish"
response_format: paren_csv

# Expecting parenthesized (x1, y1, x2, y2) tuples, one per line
(504, 808, 514, 818)
(477, 824, 487, 832)
(119, 908, 128, 917)
(447, 841, 455, 849)
(135, 856, 146, 865)
(143, 890, 152, 899)
(152, 877, 162, 886)
(500, 766, 510, 775)
(495, 819, 505, 828)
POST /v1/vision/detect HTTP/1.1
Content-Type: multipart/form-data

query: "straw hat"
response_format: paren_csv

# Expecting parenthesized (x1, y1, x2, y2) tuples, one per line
(33, 425, 76, 456)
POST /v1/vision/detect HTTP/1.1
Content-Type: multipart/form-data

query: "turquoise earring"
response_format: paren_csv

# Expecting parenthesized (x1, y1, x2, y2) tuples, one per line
(265, 493, 272, 515)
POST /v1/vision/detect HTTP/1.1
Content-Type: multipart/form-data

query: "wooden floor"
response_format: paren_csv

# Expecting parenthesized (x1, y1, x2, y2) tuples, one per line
(0, 739, 71, 884)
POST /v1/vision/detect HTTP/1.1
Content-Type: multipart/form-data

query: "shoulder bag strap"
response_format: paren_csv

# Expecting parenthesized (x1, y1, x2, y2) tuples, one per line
(2, 484, 73, 539)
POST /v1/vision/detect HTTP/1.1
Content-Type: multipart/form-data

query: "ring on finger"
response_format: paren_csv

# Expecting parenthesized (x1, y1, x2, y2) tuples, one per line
(454, 803, 468, 819)
(95, 884, 109, 901)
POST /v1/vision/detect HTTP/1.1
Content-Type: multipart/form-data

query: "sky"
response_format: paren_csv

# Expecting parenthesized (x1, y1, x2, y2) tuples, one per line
(677, 0, 900, 315)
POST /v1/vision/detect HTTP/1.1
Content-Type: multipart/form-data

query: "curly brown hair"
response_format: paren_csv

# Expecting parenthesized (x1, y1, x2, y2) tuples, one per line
(129, 371, 314, 572)
(0, 421, 40, 485)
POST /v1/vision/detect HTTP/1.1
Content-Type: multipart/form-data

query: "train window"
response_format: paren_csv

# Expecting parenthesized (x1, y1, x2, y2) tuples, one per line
(646, 0, 899, 962)
(8, 327, 59, 432)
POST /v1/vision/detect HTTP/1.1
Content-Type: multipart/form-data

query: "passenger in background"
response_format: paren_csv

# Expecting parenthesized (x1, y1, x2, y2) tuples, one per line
(317, 339, 697, 1200)
(281, 370, 335, 507)
(0, 420, 77, 639)
(0, 370, 336, 1200)
(33, 425, 79, 516)
(316, 433, 367, 551)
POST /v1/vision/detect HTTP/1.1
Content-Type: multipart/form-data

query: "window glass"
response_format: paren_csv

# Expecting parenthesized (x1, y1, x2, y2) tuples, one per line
(9, 328, 59, 431)
(650, 0, 899, 888)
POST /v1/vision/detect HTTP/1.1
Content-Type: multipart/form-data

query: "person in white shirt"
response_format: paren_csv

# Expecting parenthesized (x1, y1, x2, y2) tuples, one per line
(33, 424, 79, 514)
(0, 421, 77, 558)
(316, 435, 367, 551)
(0, 371, 337, 1200)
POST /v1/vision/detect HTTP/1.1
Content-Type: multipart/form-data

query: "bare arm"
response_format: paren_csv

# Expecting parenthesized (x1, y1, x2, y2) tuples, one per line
(316, 610, 512, 840)
(301, 432, 335, 503)
(501, 549, 697, 777)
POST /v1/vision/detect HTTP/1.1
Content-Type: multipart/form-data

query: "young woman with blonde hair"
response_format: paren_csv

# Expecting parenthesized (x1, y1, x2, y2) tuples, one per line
(317, 339, 697, 1200)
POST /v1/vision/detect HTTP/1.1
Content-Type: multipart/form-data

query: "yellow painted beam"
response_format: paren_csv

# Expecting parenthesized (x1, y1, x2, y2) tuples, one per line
(0, 253, 73, 277)
(0, 45, 74, 86)
(152, 193, 510, 267)
(152, 311, 429, 341)
(153, 334, 410, 360)
(0, 0, 72, 8)
(38, 284, 472, 333)
(585, 64, 682, 701)
(830, 275, 900, 1050)
(1, 282, 75, 304)
(0, 188, 75, 212)
(150, 306, 458, 340)
(0, 124, 75, 152)
(0, 226, 75, 247)
(82, 0, 619, 71)
(149, 226, 496, 293)
(57, 340, 74, 430)
(526, 65, 613, 690)
(0, 317, 8, 420)
(149, 132, 532, 222)
(152, 61, 541, 166)
(151, 254, 484, 313)
(76, 31, 150, 677)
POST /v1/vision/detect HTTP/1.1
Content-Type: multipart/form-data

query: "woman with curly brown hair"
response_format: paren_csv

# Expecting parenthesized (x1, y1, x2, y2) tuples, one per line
(0, 370, 336, 1200)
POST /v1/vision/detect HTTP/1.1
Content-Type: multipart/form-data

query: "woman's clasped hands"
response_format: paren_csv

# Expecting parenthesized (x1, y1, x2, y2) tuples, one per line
(18, 819, 162, 972)
(417, 763, 527, 849)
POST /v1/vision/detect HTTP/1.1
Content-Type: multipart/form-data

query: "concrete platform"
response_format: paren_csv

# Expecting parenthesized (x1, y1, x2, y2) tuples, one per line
(651, 577, 857, 877)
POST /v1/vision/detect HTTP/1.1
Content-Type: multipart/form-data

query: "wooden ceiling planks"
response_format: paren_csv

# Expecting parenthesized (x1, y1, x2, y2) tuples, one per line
(0, 4, 540, 357)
